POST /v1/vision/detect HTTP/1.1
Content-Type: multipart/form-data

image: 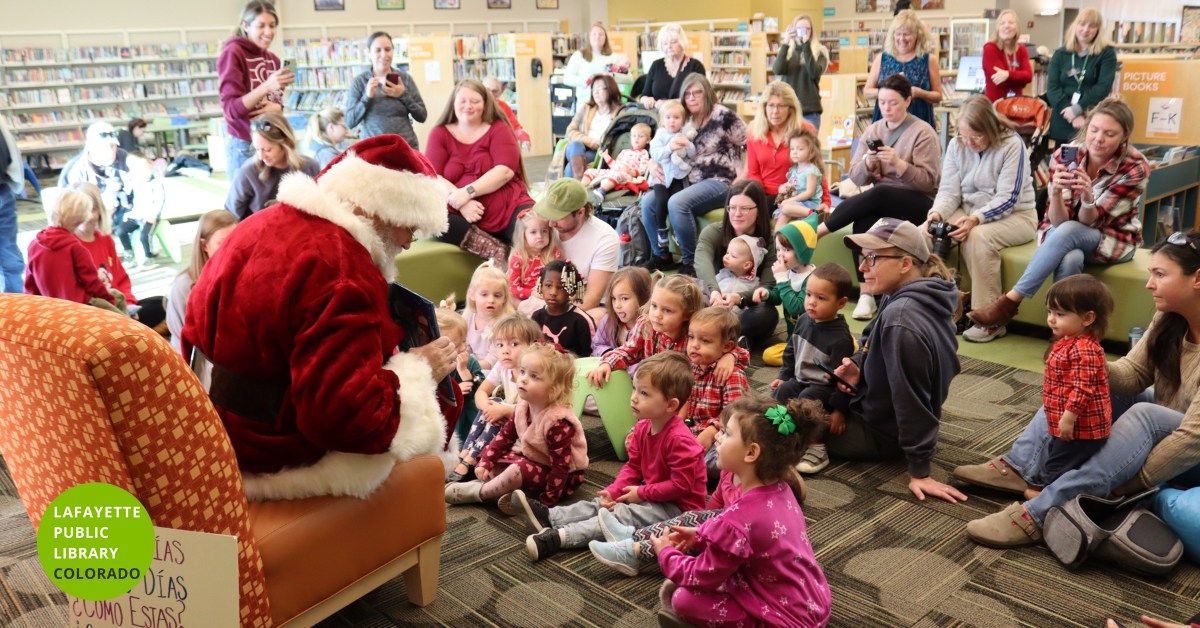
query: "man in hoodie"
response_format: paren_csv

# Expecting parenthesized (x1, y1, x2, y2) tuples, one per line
(830, 218, 967, 504)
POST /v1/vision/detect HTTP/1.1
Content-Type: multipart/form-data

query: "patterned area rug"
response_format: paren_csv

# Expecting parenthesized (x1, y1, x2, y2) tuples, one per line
(1, 356, 1198, 627)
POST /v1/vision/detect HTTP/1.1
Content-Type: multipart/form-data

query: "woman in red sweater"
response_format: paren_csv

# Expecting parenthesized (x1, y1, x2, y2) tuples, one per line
(25, 189, 119, 312)
(982, 10, 1033, 102)
(743, 81, 829, 212)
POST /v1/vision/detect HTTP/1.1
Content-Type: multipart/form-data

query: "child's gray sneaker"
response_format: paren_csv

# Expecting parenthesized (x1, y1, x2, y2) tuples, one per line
(796, 444, 830, 474)
(512, 489, 551, 533)
(589, 539, 640, 576)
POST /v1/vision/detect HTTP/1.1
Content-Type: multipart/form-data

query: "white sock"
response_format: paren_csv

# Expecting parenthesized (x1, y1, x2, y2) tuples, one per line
(559, 528, 568, 543)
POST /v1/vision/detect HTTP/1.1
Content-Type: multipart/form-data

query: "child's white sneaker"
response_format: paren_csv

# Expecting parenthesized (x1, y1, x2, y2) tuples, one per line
(444, 480, 484, 504)
(597, 506, 635, 542)
(589, 539, 640, 576)
(796, 444, 830, 474)
(852, 294, 877, 320)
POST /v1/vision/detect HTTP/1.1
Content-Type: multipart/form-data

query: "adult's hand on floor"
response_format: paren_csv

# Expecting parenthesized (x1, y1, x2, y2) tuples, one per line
(908, 476, 967, 503)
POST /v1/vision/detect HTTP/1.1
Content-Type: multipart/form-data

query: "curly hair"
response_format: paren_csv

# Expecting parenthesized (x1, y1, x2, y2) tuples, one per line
(520, 343, 576, 408)
(725, 394, 826, 485)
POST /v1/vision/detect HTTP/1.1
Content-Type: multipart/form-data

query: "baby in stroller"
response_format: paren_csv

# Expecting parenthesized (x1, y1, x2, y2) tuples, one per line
(581, 122, 652, 205)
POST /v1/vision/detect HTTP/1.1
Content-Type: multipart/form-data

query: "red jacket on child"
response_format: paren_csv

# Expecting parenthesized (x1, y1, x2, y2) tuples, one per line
(24, 227, 116, 305)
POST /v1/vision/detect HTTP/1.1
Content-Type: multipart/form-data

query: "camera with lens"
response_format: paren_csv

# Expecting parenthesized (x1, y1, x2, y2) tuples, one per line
(927, 221, 954, 260)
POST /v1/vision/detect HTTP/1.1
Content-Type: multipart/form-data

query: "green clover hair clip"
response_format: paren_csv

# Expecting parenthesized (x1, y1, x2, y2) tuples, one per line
(765, 405, 796, 436)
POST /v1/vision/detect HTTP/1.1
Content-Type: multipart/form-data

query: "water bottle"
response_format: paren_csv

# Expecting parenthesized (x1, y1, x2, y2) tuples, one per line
(1129, 326, 1144, 352)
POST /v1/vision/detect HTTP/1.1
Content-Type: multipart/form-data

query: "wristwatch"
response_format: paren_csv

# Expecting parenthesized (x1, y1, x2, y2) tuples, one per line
(465, 185, 476, 198)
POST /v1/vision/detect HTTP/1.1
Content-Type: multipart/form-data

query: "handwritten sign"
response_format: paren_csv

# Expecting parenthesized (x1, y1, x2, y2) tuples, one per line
(67, 527, 238, 628)
(1147, 97, 1183, 137)
(408, 41, 435, 61)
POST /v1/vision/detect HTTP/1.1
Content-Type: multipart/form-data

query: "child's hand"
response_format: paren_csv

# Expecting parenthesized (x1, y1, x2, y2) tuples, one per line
(616, 486, 641, 504)
(598, 489, 617, 510)
(458, 380, 474, 395)
(752, 287, 769, 304)
(1058, 412, 1077, 442)
(770, 378, 784, 391)
(714, 352, 736, 383)
(482, 401, 512, 424)
(778, 183, 795, 197)
(771, 258, 788, 276)
(475, 466, 492, 482)
(696, 426, 717, 450)
(588, 363, 612, 387)
(828, 409, 846, 436)
(650, 530, 674, 554)
(456, 352, 472, 379)
(667, 525, 698, 552)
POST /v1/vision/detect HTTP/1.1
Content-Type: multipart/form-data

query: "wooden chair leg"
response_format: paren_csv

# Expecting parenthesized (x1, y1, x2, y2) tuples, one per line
(403, 537, 442, 607)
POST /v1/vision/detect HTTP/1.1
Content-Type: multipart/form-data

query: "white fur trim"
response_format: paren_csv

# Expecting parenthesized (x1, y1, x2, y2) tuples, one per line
(276, 173, 394, 280)
(241, 352, 449, 501)
(317, 152, 450, 238)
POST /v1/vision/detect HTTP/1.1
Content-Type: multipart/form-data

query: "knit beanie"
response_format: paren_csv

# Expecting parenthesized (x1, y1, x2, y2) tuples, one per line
(777, 218, 818, 265)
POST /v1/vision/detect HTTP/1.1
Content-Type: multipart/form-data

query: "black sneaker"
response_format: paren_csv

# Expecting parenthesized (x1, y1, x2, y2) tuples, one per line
(511, 489, 551, 533)
(525, 528, 561, 561)
(677, 263, 696, 277)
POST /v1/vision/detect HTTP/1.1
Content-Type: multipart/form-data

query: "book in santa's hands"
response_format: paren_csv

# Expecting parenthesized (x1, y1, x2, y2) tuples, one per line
(388, 282, 458, 407)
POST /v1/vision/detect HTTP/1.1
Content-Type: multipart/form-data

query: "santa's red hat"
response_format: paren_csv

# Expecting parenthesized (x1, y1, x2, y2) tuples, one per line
(315, 134, 449, 237)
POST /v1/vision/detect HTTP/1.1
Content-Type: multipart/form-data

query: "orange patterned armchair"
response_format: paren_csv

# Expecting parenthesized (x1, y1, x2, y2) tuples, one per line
(0, 294, 446, 626)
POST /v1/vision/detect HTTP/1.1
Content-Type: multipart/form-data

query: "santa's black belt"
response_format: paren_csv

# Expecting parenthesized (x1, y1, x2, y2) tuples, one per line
(202, 352, 288, 425)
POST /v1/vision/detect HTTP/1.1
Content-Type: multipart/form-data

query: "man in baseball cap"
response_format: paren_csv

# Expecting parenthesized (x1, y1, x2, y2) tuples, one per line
(532, 178, 619, 314)
(827, 217, 965, 504)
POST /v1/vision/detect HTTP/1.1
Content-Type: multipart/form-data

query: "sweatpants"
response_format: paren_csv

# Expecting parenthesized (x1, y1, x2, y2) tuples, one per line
(550, 498, 681, 548)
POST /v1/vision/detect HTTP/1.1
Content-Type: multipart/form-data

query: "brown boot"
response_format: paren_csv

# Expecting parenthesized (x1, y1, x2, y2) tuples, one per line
(460, 226, 509, 269)
(569, 154, 588, 180)
(968, 294, 1020, 327)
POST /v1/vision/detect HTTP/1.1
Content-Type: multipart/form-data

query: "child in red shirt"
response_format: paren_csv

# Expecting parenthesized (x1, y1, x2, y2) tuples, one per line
(1039, 275, 1115, 488)
(24, 189, 120, 313)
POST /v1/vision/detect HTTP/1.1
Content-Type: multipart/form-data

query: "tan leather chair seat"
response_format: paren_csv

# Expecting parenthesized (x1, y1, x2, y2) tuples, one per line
(248, 456, 446, 625)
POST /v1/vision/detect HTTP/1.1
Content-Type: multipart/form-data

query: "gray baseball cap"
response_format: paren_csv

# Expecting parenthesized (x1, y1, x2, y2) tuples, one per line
(844, 217, 930, 263)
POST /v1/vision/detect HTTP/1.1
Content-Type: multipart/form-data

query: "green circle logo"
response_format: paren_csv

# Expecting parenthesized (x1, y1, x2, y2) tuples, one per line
(36, 483, 154, 600)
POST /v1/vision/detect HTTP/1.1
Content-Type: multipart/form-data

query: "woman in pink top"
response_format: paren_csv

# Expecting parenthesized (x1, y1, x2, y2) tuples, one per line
(744, 81, 830, 210)
(982, 10, 1033, 102)
(655, 396, 831, 627)
(426, 79, 534, 263)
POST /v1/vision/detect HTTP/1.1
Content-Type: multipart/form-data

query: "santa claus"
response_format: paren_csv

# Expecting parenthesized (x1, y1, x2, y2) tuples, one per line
(183, 134, 461, 500)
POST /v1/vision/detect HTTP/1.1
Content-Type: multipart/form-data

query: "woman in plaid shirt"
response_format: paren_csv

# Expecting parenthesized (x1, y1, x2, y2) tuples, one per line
(969, 99, 1149, 330)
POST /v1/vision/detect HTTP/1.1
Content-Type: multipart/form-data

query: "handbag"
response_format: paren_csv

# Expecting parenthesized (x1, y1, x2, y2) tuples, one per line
(1043, 487, 1184, 576)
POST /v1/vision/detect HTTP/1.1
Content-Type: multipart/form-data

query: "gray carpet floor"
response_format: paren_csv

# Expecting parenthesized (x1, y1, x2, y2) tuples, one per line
(2, 355, 1198, 627)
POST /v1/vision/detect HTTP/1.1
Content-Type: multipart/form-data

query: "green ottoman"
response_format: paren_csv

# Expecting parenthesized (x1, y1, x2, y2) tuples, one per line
(393, 240, 482, 304)
(811, 225, 860, 287)
(572, 357, 637, 461)
(1000, 242, 1155, 343)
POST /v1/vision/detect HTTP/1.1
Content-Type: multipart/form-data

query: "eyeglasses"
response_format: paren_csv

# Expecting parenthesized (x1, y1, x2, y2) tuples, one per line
(726, 204, 757, 214)
(683, 89, 704, 99)
(764, 103, 791, 110)
(97, 130, 118, 139)
(251, 119, 275, 133)
(859, 252, 905, 267)
(1167, 231, 1199, 254)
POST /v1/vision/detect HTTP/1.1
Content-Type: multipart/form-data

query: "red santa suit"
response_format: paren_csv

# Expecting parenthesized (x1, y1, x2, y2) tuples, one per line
(183, 134, 457, 500)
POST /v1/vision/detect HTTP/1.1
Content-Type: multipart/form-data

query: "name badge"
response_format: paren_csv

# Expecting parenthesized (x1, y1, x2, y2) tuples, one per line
(1071, 92, 1081, 105)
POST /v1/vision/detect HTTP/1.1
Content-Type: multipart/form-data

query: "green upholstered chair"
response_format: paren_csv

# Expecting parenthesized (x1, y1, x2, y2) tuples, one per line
(572, 357, 637, 461)
(1000, 242, 1155, 343)
(393, 240, 482, 304)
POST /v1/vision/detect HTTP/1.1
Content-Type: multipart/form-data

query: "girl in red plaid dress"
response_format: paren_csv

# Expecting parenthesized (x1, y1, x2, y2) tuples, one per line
(1038, 274, 1115, 490)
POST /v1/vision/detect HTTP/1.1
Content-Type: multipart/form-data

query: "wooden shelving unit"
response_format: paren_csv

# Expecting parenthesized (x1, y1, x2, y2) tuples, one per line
(0, 28, 224, 167)
(450, 32, 553, 156)
(281, 34, 410, 115)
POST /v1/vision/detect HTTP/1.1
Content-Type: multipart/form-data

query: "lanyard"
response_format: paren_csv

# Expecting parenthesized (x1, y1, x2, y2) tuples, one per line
(1069, 53, 1089, 90)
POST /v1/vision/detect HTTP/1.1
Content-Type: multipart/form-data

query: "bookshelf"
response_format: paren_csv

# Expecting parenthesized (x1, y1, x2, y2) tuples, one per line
(450, 32, 553, 156)
(709, 32, 754, 106)
(551, 33, 583, 74)
(0, 29, 224, 167)
(949, 19, 989, 70)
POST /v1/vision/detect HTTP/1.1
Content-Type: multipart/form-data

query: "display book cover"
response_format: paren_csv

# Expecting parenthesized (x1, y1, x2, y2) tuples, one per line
(388, 282, 458, 407)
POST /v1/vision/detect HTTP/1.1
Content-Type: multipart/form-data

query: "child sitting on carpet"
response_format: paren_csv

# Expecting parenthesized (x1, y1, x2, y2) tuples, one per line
(514, 351, 707, 561)
(754, 219, 819, 366)
(684, 307, 750, 483)
(531, 260, 595, 357)
(436, 308, 485, 446)
(656, 395, 831, 627)
(24, 189, 123, 314)
(1034, 274, 1114, 493)
(448, 313, 542, 482)
(444, 344, 588, 507)
(464, 262, 516, 370)
(770, 263, 856, 474)
(591, 266, 654, 358)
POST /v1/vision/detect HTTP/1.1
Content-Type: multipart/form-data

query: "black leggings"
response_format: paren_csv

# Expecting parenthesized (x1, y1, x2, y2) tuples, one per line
(738, 301, 780, 350)
(823, 186, 933, 280)
(437, 205, 525, 246)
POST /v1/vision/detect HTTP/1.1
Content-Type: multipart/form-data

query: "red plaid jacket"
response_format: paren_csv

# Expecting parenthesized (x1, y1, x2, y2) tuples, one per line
(686, 359, 750, 434)
(601, 318, 688, 370)
(1039, 145, 1149, 265)
(1044, 334, 1111, 439)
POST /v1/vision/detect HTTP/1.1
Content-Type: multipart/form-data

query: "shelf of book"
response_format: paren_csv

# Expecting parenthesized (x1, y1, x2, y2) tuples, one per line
(282, 35, 410, 115)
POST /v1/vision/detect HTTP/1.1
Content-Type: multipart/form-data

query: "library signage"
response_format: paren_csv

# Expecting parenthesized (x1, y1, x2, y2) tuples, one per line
(1119, 59, 1197, 145)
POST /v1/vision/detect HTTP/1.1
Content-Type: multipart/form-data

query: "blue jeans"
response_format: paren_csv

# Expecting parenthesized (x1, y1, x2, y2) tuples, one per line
(1000, 389, 1193, 524)
(639, 178, 728, 265)
(0, 187, 24, 293)
(225, 136, 254, 177)
(1012, 220, 1103, 298)
(564, 141, 596, 178)
(803, 112, 822, 133)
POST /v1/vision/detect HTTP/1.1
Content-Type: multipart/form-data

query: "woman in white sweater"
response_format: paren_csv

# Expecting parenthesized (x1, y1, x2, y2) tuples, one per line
(562, 22, 627, 112)
(922, 95, 1036, 342)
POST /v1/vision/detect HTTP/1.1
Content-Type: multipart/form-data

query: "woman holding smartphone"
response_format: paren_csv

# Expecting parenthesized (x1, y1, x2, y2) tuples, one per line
(969, 99, 1149, 330)
(344, 31, 428, 149)
(772, 15, 829, 131)
(218, 1, 293, 175)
